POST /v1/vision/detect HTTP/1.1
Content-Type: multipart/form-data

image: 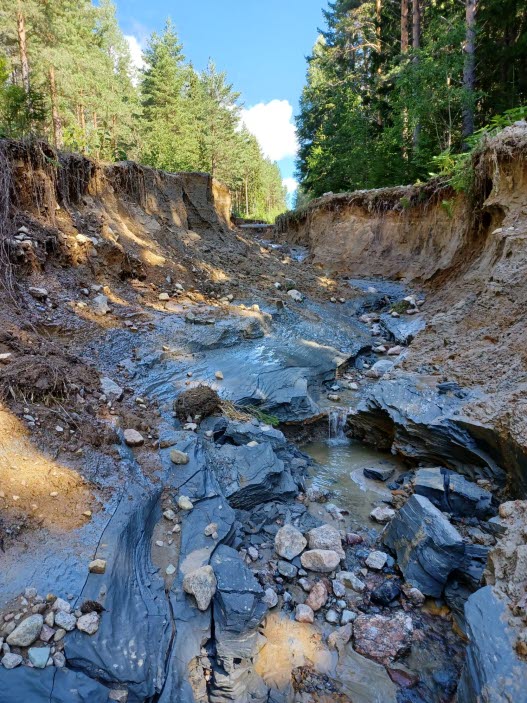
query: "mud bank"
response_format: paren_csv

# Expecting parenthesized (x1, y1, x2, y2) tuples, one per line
(0, 134, 526, 702)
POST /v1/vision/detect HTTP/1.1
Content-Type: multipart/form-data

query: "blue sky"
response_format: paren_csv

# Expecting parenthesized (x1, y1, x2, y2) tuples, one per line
(114, 0, 328, 194)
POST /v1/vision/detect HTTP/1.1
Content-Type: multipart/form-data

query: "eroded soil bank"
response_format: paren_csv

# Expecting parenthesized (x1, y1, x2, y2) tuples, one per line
(0, 132, 526, 703)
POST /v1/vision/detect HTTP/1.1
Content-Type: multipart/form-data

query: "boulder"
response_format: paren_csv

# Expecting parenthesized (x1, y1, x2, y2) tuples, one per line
(413, 467, 493, 518)
(384, 494, 465, 597)
(353, 612, 413, 664)
(380, 313, 425, 345)
(307, 524, 345, 559)
(215, 443, 297, 510)
(301, 549, 341, 573)
(6, 614, 43, 647)
(275, 524, 307, 561)
(183, 565, 217, 611)
(457, 586, 527, 702)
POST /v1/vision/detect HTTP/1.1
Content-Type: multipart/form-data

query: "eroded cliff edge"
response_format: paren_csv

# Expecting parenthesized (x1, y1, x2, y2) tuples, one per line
(277, 125, 527, 495)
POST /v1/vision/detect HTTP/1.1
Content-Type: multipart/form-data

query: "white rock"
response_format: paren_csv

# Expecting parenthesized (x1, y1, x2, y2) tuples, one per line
(370, 506, 396, 524)
(287, 289, 303, 303)
(92, 294, 110, 316)
(295, 604, 314, 623)
(76, 612, 100, 635)
(300, 549, 341, 573)
(274, 524, 307, 561)
(177, 496, 193, 511)
(183, 565, 217, 611)
(170, 449, 189, 465)
(365, 550, 388, 570)
(123, 429, 144, 447)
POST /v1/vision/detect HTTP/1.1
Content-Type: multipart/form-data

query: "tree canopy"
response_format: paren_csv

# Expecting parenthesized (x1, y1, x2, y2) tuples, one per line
(296, 0, 527, 200)
(0, 2, 286, 222)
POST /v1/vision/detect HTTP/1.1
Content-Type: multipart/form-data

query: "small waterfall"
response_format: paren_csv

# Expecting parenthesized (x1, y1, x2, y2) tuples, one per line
(328, 407, 350, 445)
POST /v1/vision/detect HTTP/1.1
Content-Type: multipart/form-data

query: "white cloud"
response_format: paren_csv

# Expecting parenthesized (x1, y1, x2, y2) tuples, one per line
(283, 178, 299, 194)
(241, 100, 298, 162)
(125, 35, 146, 73)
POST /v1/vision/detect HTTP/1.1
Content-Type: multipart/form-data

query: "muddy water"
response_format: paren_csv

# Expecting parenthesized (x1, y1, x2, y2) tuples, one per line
(302, 438, 406, 529)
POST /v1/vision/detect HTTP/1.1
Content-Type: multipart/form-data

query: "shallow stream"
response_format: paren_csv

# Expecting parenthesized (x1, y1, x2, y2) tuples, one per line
(302, 436, 406, 530)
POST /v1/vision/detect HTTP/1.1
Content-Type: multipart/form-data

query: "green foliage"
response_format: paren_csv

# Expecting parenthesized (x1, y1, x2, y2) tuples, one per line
(243, 406, 280, 427)
(430, 106, 527, 192)
(0, 2, 287, 222)
(296, 0, 527, 198)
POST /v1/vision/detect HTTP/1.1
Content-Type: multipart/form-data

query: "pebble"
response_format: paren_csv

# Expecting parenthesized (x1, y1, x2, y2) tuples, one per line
(54, 611, 76, 632)
(341, 610, 356, 625)
(155, 541, 164, 547)
(388, 345, 403, 356)
(300, 549, 341, 573)
(1, 653, 23, 669)
(123, 429, 144, 447)
(325, 609, 339, 624)
(204, 523, 218, 537)
(89, 559, 107, 574)
(76, 612, 100, 635)
(177, 496, 193, 511)
(163, 509, 176, 521)
(365, 551, 389, 570)
(277, 560, 298, 579)
(337, 571, 366, 593)
(28, 646, 51, 668)
(295, 604, 314, 624)
(170, 449, 189, 465)
(158, 293, 170, 301)
(370, 506, 396, 524)
(262, 588, 278, 608)
(332, 579, 346, 598)
(166, 564, 176, 576)
(52, 598, 72, 614)
(6, 614, 43, 647)
(275, 524, 307, 561)
(287, 289, 303, 302)
(247, 546, 259, 561)
(306, 581, 328, 611)
(215, 371, 224, 380)
(53, 652, 66, 668)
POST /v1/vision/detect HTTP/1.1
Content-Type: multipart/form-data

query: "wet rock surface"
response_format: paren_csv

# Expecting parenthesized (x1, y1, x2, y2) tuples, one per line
(1, 146, 525, 703)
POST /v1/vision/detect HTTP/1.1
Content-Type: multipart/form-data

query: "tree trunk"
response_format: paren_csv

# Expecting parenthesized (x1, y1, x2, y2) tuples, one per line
(462, 0, 477, 140)
(376, 0, 382, 54)
(16, 5, 30, 93)
(412, 0, 421, 148)
(48, 65, 63, 149)
(245, 176, 249, 217)
(401, 0, 409, 53)
(412, 0, 420, 51)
